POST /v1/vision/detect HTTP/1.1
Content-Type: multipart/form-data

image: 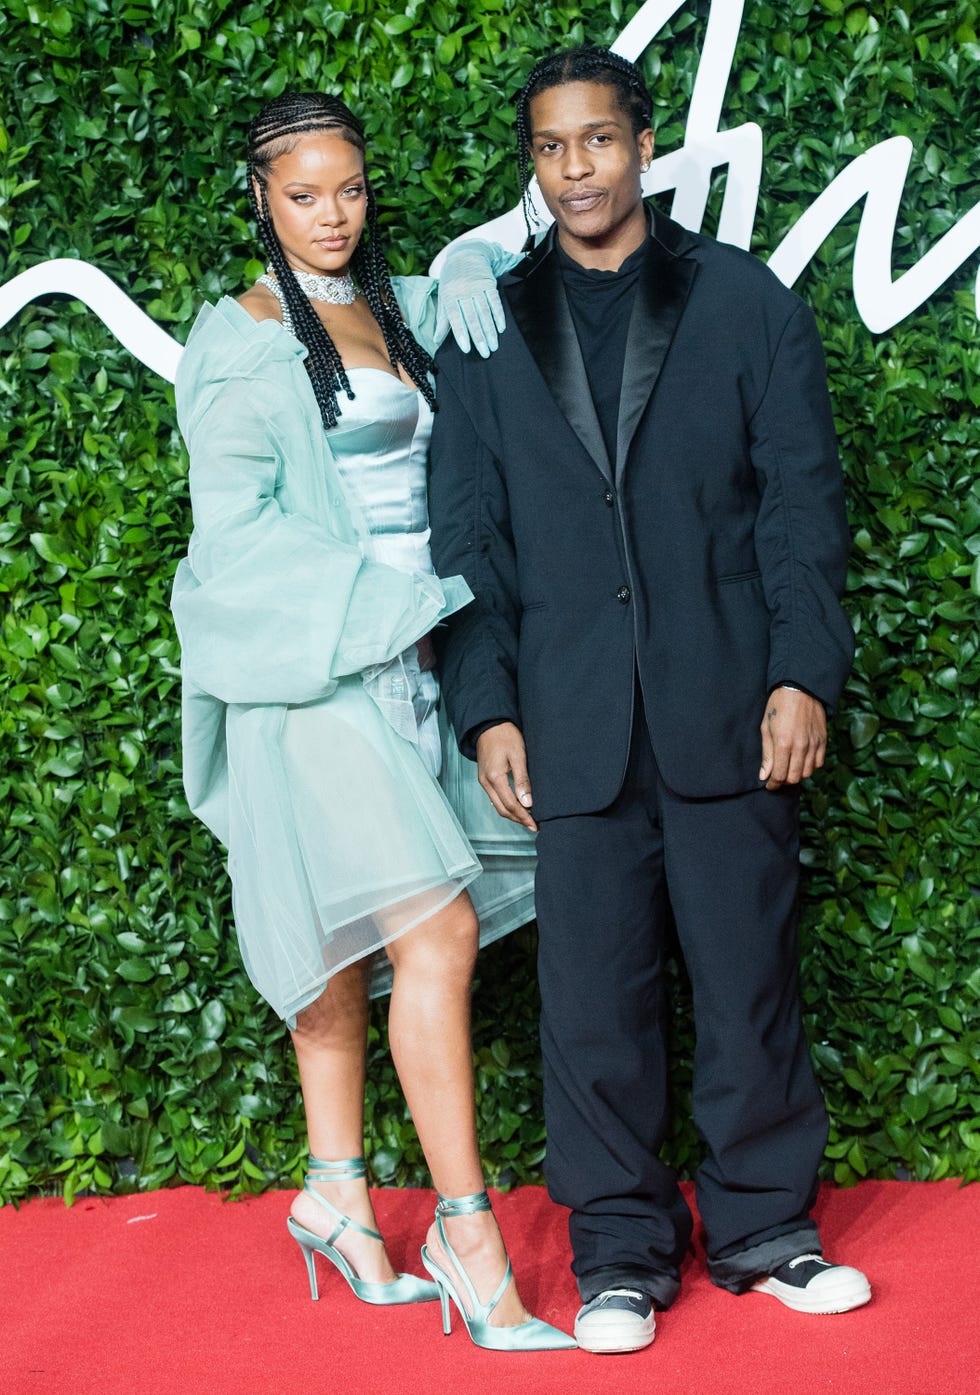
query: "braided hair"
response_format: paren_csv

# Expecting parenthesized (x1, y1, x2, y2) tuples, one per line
(515, 46, 653, 233)
(247, 92, 437, 429)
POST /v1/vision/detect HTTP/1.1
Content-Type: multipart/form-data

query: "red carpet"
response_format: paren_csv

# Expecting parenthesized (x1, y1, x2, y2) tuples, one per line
(0, 1180, 974, 1395)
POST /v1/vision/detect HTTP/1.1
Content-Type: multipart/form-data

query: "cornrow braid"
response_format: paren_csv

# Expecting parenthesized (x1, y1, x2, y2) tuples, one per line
(515, 46, 654, 234)
(247, 91, 436, 429)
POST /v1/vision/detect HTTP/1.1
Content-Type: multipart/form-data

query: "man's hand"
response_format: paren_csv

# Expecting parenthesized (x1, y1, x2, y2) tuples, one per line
(476, 722, 538, 831)
(759, 688, 827, 790)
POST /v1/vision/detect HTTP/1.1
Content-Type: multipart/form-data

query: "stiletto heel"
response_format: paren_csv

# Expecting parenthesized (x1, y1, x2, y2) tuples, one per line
(287, 1155, 439, 1305)
(420, 1190, 577, 1351)
(295, 1235, 320, 1298)
(437, 1280, 452, 1335)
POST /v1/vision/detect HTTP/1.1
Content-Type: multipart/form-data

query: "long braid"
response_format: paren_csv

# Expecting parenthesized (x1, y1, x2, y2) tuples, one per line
(247, 92, 436, 429)
(353, 194, 437, 412)
(515, 46, 654, 234)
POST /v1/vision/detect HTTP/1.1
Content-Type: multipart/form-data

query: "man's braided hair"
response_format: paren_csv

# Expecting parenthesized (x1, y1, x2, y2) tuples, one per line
(247, 92, 436, 429)
(515, 46, 654, 233)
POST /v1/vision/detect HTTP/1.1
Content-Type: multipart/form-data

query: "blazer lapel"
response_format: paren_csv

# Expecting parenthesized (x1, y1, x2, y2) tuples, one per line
(615, 219, 698, 485)
(505, 237, 613, 484)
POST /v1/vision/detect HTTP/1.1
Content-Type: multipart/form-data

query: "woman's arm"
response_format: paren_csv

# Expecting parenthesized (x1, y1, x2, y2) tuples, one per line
(395, 239, 524, 358)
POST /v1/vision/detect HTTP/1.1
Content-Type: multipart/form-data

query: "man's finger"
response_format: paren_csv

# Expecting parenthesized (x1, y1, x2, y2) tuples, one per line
(482, 766, 536, 829)
(783, 741, 807, 786)
(759, 721, 774, 780)
(801, 737, 826, 781)
(509, 753, 534, 810)
(765, 735, 792, 789)
(787, 726, 827, 784)
(479, 773, 515, 822)
(491, 767, 536, 827)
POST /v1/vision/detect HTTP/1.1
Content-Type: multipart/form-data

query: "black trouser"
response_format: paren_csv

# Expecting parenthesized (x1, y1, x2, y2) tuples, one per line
(534, 703, 827, 1308)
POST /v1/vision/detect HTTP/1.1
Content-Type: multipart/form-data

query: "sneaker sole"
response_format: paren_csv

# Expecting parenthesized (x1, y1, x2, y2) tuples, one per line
(751, 1274, 872, 1315)
(573, 1318, 656, 1354)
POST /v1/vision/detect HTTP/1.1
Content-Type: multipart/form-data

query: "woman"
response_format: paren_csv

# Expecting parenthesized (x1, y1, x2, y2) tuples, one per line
(171, 92, 574, 1351)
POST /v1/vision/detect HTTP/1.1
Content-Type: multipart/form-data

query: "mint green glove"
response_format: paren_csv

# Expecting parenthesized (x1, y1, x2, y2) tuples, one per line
(435, 239, 516, 357)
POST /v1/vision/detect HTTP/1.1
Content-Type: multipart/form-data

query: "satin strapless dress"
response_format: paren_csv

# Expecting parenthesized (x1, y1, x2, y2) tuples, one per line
(327, 369, 444, 778)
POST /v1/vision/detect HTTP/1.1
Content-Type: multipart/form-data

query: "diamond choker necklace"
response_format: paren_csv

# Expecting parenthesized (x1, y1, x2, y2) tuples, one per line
(285, 266, 359, 306)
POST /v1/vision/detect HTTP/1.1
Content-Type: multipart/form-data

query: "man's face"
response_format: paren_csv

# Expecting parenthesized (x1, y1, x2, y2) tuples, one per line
(528, 80, 654, 258)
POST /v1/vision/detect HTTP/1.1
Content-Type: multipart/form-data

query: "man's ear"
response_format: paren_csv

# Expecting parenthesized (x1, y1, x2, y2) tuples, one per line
(637, 127, 655, 171)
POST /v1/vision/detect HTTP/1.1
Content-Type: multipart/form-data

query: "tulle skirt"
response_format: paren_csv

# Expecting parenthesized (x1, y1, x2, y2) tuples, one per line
(222, 664, 534, 1024)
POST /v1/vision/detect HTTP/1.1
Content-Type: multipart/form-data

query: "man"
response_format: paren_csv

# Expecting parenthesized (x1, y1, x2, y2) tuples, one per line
(429, 46, 870, 1354)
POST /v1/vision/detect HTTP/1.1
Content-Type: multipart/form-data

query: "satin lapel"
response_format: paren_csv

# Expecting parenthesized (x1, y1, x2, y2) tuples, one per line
(506, 252, 613, 484)
(614, 236, 698, 485)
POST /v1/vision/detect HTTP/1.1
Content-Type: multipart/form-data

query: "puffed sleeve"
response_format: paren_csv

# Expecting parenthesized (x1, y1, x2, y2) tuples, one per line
(171, 305, 471, 707)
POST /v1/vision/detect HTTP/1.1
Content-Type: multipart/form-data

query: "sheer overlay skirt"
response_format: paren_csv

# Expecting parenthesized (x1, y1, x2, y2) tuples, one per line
(224, 673, 483, 1024)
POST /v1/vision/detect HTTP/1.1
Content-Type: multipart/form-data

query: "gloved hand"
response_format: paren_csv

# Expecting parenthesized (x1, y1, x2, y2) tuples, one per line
(435, 239, 508, 358)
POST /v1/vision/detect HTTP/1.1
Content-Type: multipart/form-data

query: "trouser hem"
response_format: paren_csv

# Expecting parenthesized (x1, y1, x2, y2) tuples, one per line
(577, 1263, 680, 1311)
(707, 1224, 821, 1294)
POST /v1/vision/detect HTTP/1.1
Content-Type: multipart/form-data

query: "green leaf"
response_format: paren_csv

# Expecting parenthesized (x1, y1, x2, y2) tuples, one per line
(114, 1008, 158, 1033)
(864, 895, 895, 931)
(29, 533, 81, 567)
(200, 1000, 228, 1041)
(47, 7, 74, 37)
(848, 712, 879, 748)
(217, 1139, 245, 1168)
(116, 959, 155, 983)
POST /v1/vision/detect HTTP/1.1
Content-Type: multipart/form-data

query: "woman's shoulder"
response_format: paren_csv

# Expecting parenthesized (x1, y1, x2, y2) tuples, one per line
(237, 281, 283, 324)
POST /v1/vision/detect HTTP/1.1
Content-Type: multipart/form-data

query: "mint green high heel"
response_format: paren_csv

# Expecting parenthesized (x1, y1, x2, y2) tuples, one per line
(420, 1190, 577, 1351)
(287, 1156, 439, 1305)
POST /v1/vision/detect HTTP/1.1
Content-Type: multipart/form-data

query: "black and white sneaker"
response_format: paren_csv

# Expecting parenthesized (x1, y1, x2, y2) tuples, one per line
(574, 1288, 656, 1353)
(751, 1254, 871, 1314)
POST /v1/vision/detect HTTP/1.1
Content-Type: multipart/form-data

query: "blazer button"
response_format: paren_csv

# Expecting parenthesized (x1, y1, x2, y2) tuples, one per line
(616, 585, 631, 604)
(603, 489, 614, 506)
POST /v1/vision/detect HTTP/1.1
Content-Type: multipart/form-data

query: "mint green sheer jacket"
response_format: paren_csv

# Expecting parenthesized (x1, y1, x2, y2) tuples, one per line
(171, 277, 534, 1017)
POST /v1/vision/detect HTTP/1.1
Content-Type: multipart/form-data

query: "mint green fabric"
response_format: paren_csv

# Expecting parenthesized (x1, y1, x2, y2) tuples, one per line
(171, 277, 534, 1022)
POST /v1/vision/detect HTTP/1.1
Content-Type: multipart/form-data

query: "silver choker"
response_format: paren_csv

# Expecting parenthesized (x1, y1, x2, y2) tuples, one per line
(284, 266, 358, 306)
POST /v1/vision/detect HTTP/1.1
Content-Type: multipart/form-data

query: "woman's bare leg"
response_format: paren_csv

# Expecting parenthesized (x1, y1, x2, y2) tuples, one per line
(386, 892, 531, 1326)
(289, 958, 398, 1284)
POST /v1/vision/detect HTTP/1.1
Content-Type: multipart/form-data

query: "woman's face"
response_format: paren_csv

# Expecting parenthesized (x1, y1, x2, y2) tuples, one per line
(258, 131, 367, 278)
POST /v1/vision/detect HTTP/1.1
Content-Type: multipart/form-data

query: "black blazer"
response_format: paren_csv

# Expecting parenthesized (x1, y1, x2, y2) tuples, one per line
(429, 210, 854, 817)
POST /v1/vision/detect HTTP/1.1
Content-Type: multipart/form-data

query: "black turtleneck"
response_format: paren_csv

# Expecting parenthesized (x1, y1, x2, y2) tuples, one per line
(556, 236, 649, 465)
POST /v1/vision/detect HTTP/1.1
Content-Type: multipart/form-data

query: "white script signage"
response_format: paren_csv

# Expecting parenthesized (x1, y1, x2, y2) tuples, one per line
(1, 0, 977, 379)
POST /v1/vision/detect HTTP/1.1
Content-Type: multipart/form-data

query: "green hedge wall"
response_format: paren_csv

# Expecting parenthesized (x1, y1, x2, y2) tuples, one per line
(1, 0, 978, 1205)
